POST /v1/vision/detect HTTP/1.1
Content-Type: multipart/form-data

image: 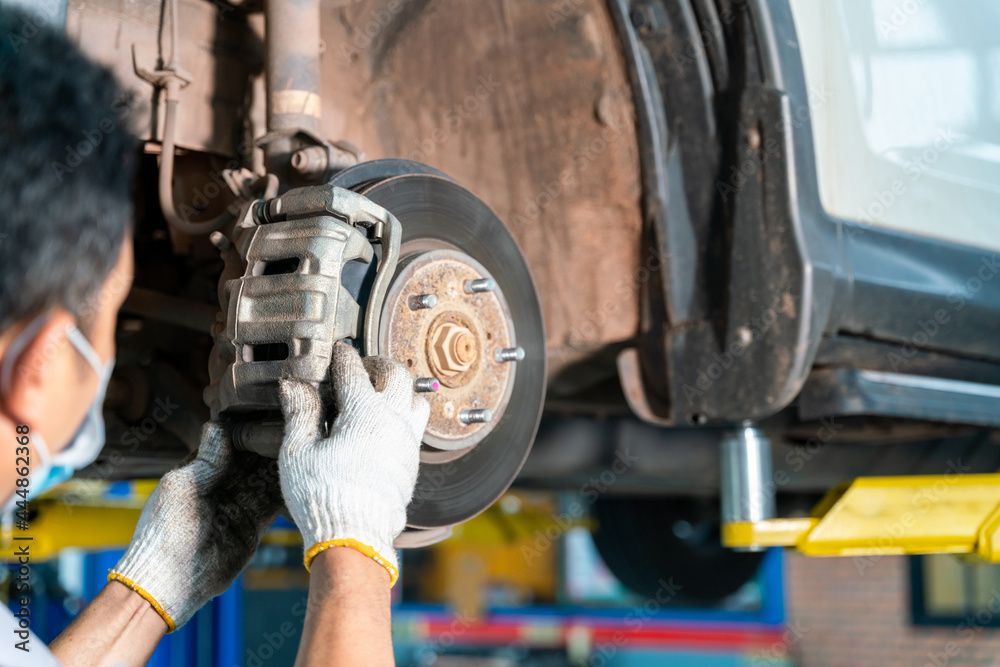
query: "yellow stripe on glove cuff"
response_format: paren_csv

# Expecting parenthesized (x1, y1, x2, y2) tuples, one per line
(107, 571, 177, 632)
(304, 538, 399, 586)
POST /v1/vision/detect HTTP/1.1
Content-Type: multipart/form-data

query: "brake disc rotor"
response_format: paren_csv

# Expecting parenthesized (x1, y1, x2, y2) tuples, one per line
(339, 166, 546, 529)
(218, 161, 545, 539)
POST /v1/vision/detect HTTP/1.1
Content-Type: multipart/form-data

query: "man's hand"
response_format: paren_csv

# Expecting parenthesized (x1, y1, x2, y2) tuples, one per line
(277, 343, 430, 584)
(107, 422, 284, 631)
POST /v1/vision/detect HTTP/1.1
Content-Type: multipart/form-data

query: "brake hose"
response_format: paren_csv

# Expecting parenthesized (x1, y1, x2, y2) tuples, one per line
(155, 0, 239, 236)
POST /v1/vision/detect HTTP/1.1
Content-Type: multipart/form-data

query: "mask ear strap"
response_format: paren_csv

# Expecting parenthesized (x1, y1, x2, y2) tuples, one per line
(0, 312, 53, 396)
(65, 326, 104, 376)
(32, 431, 52, 468)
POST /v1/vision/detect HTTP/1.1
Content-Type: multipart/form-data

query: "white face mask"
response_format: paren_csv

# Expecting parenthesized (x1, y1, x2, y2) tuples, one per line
(1, 315, 113, 500)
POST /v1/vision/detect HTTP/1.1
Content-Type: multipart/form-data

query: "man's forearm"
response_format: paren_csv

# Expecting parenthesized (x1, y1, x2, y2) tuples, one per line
(49, 581, 166, 667)
(296, 547, 394, 667)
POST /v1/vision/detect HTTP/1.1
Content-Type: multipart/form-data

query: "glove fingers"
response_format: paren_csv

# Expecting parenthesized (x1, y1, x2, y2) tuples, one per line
(331, 342, 376, 412)
(410, 395, 430, 442)
(196, 422, 233, 470)
(278, 379, 324, 455)
(362, 355, 414, 410)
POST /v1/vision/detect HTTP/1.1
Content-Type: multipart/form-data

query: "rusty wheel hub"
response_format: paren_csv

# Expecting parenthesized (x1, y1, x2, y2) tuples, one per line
(380, 249, 519, 453)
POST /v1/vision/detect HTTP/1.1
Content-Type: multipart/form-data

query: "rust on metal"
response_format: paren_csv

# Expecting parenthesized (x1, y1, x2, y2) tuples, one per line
(320, 0, 643, 374)
(380, 250, 516, 452)
(427, 313, 481, 387)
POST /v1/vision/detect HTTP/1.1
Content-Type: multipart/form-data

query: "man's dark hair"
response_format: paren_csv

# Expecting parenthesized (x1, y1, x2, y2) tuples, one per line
(0, 6, 136, 333)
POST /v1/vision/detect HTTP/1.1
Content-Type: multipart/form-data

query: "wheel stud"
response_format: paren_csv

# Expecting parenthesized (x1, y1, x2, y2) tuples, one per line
(459, 408, 493, 425)
(464, 278, 496, 293)
(495, 346, 525, 363)
(414, 377, 441, 393)
(409, 293, 438, 310)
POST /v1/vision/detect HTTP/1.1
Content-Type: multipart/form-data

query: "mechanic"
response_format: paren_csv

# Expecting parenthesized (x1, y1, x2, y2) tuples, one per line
(0, 7, 428, 666)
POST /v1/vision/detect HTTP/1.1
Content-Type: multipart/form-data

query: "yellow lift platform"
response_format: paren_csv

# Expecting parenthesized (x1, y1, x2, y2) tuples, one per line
(723, 473, 1000, 562)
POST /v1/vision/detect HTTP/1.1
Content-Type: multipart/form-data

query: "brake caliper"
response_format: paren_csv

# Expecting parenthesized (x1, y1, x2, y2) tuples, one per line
(206, 185, 400, 416)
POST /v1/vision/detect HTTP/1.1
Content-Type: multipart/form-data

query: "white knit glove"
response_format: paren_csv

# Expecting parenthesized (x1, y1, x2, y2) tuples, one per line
(277, 343, 429, 585)
(109, 422, 283, 631)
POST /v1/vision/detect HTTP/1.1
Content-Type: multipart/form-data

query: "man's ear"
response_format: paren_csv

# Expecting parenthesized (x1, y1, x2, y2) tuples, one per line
(3, 310, 76, 426)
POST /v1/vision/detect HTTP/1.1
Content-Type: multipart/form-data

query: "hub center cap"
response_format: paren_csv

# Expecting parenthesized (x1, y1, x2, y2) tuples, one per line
(427, 314, 479, 386)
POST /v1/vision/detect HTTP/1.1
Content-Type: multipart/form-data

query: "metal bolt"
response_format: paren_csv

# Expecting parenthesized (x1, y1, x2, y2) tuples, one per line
(414, 377, 441, 393)
(429, 320, 478, 381)
(409, 293, 438, 310)
(464, 278, 496, 294)
(290, 146, 330, 176)
(208, 231, 231, 251)
(459, 408, 493, 425)
(495, 346, 525, 363)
